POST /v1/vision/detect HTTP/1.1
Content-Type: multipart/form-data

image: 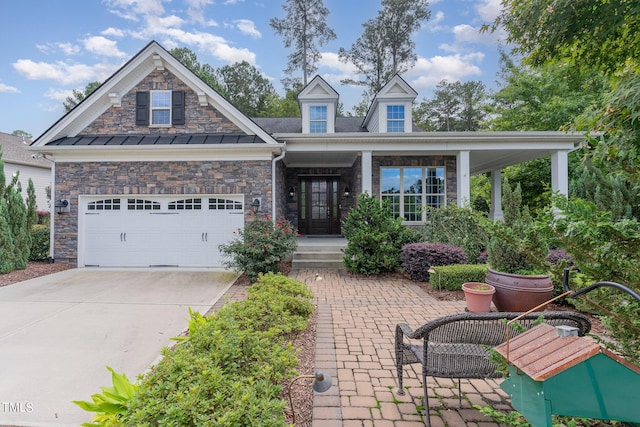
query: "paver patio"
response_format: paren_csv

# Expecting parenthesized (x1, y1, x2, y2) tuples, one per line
(289, 268, 514, 427)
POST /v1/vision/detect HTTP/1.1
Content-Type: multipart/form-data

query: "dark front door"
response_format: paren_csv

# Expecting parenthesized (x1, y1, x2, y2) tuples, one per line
(299, 177, 341, 235)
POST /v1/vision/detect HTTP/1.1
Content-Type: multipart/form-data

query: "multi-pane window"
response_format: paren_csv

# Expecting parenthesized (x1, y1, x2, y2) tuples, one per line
(151, 91, 171, 125)
(387, 105, 405, 132)
(168, 198, 202, 210)
(87, 199, 121, 210)
(381, 167, 446, 221)
(309, 105, 327, 133)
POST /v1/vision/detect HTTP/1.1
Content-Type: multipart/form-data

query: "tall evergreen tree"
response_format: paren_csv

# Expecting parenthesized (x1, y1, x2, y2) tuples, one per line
(339, 0, 430, 99)
(215, 61, 277, 117)
(7, 185, 29, 269)
(63, 81, 101, 112)
(0, 198, 15, 274)
(270, 0, 336, 85)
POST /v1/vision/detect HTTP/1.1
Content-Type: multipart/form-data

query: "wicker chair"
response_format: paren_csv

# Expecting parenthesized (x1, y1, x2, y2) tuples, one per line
(395, 311, 591, 426)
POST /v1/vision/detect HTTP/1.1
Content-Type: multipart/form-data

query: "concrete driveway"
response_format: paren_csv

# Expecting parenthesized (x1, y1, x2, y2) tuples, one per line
(0, 268, 238, 427)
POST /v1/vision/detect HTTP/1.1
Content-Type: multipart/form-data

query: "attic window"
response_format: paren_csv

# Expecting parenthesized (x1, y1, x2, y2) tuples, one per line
(309, 105, 327, 133)
(151, 91, 171, 125)
(136, 90, 185, 126)
(387, 105, 405, 133)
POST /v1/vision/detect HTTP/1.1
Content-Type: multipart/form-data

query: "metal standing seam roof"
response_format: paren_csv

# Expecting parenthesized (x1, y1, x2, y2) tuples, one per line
(44, 133, 268, 146)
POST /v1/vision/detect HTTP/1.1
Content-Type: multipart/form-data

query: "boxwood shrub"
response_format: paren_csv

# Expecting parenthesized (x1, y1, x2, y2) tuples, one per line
(29, 224, 49, 261)
(401, 242, 467, 282)
(429, 264, 489, 291)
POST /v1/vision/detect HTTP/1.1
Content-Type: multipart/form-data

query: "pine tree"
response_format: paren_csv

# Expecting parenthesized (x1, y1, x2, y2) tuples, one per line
(7, 185, 29, 269)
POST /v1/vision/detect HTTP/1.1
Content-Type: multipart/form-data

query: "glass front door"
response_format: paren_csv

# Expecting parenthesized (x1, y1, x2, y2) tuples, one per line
(299, 177, 341, 235)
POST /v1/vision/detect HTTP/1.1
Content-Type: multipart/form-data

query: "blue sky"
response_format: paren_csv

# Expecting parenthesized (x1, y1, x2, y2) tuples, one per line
(0, 0, 505, 139)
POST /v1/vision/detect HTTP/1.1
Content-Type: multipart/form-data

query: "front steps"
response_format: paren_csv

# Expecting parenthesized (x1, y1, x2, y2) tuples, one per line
(292, 237, 347, 269)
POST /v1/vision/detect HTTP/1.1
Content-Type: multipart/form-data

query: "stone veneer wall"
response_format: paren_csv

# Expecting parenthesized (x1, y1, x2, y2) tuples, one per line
(371, 155, 457, 203)
(53, 160, 271, 265)
(81, 69, 242, 135)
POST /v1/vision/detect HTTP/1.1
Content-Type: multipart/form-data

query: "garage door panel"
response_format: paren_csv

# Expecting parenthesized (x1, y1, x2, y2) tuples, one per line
(81, 195, 244, 267)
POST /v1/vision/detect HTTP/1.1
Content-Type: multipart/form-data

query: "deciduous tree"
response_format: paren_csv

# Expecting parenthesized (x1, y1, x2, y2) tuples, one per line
(63, 81, 101, 112)
(215, 61, 277, 118)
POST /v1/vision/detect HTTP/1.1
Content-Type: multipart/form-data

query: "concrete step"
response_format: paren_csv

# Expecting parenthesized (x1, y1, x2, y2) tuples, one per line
(293, 251, 343, 261)
(295, 244, 346, 252)
(291, 259, 345, 269)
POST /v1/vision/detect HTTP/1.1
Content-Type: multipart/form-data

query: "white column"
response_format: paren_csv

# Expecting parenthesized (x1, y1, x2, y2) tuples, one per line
(361, 150, 372, 194)
(551, 150, 569, 197)
(456, 150, 470, 207)
(489, 169, 503, 221)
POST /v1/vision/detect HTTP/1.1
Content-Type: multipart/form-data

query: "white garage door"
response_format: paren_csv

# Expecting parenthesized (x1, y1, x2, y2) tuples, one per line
(80, 195, 244, 267)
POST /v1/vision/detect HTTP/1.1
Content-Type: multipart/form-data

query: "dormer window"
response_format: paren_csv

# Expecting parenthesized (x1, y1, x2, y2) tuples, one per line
(309, 105, 328, 133)
(387, 105, 405, 132)
(151, 91, 171, 125)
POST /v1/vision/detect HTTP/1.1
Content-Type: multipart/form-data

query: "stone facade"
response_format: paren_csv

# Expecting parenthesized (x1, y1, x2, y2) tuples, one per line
(81, 69, 242, 135)
(53, 160, 271, 265)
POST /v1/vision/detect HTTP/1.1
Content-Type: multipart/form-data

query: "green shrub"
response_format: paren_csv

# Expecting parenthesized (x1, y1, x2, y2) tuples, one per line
(429, 264, 489, 291)
(487, 179, 549, 274)
(219, 216, 298, 282)
(29, 224, 50, 261)
(423, 204, 489, 263)
(76, 273, 314, 426)
(233, 273, 314, 335)
(342, 193, 406, 275)
(401, 242, 467, 282)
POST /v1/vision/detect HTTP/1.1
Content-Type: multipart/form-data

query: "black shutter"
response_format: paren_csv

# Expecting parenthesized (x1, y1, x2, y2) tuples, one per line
(172, 90, 185, 125)
(135, 92, 149, 126)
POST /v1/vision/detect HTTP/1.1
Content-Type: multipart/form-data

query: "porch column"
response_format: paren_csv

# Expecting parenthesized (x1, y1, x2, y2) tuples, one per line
(489, 169, 503, 221)
(361, 150, 372, 194)
(551, 150, 569, 197)
(456, 150, 470, 207)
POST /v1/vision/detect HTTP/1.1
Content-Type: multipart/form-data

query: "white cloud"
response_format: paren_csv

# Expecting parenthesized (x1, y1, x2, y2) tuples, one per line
(104, 0, 167, 19)
(318, 52, 358, 76)
(476, 0, 503, 22)
(407, 54, 484, 90)
(0, 83, 19, 93)
(13, 59, 120, 86)
(83, 36, 127, 58)
(224, 0, 245, 4)
(185, 0, 213, 23)
(44, 88, 73, 102)
(57, 42, 82, 55)
(235, 19, 261, 38)
(101, 27, 125, 37)
(159, 29, 257, 64)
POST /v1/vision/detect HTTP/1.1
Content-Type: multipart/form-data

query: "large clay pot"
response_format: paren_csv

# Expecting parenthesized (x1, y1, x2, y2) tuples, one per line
(486, 268, 553, 312)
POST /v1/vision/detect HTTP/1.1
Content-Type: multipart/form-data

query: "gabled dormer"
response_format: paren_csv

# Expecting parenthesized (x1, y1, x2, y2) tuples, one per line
(298, 76, 339, 134)
(362, 74, 418, 133)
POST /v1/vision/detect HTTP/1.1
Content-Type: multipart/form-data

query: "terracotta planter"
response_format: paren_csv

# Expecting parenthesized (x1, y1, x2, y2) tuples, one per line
(486, 268, 553, 312)
(462, 282, 496, 313)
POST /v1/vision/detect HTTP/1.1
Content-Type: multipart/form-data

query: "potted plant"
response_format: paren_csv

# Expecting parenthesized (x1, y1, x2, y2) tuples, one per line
(462, 282, 496, 312)
(485, 179, 553, 312)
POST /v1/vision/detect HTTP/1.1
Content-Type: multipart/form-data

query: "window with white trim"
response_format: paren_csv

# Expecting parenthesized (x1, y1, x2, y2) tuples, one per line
(380, 167, 445, 221)
(309, 105, 327, 133)
(387, 105, 405, 132)
(87, 199, 121, 210)
(168, 198, 202, 210)
(151, 91, 171, 125)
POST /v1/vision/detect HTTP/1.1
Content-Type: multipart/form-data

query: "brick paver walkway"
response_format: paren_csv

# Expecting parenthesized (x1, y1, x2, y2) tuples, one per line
(289, 268, 513, 427)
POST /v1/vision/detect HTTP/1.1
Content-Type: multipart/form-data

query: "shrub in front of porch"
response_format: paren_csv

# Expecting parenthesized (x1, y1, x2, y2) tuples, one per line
(342, 193, 410, 275)
(400, 242, 467, 282)
(219, 217, 298, 282)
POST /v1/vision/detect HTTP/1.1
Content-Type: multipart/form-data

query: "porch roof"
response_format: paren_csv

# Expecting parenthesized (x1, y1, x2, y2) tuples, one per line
(277, 131, 585, 174)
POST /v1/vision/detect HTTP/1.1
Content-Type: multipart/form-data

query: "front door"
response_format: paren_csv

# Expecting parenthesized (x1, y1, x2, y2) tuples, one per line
(299, 177, 341, 235)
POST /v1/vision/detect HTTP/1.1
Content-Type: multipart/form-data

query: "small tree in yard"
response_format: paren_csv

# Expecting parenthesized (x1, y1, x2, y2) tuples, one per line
(219, 216, 298, 282)
(342, 193, 406, 275)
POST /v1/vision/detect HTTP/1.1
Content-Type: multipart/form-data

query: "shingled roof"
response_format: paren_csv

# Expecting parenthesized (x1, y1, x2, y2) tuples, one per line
(0, 132, 50, 168)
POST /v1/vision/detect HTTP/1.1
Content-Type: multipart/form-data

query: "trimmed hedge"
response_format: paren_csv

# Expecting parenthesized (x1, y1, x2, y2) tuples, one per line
(29, 224, 49, 261)
(401, 242, 467, 282)
(429, 264, 489, 291)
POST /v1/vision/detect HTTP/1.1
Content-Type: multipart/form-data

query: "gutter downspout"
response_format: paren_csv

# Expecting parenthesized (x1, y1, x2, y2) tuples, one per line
(272, 144, 287, 221)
